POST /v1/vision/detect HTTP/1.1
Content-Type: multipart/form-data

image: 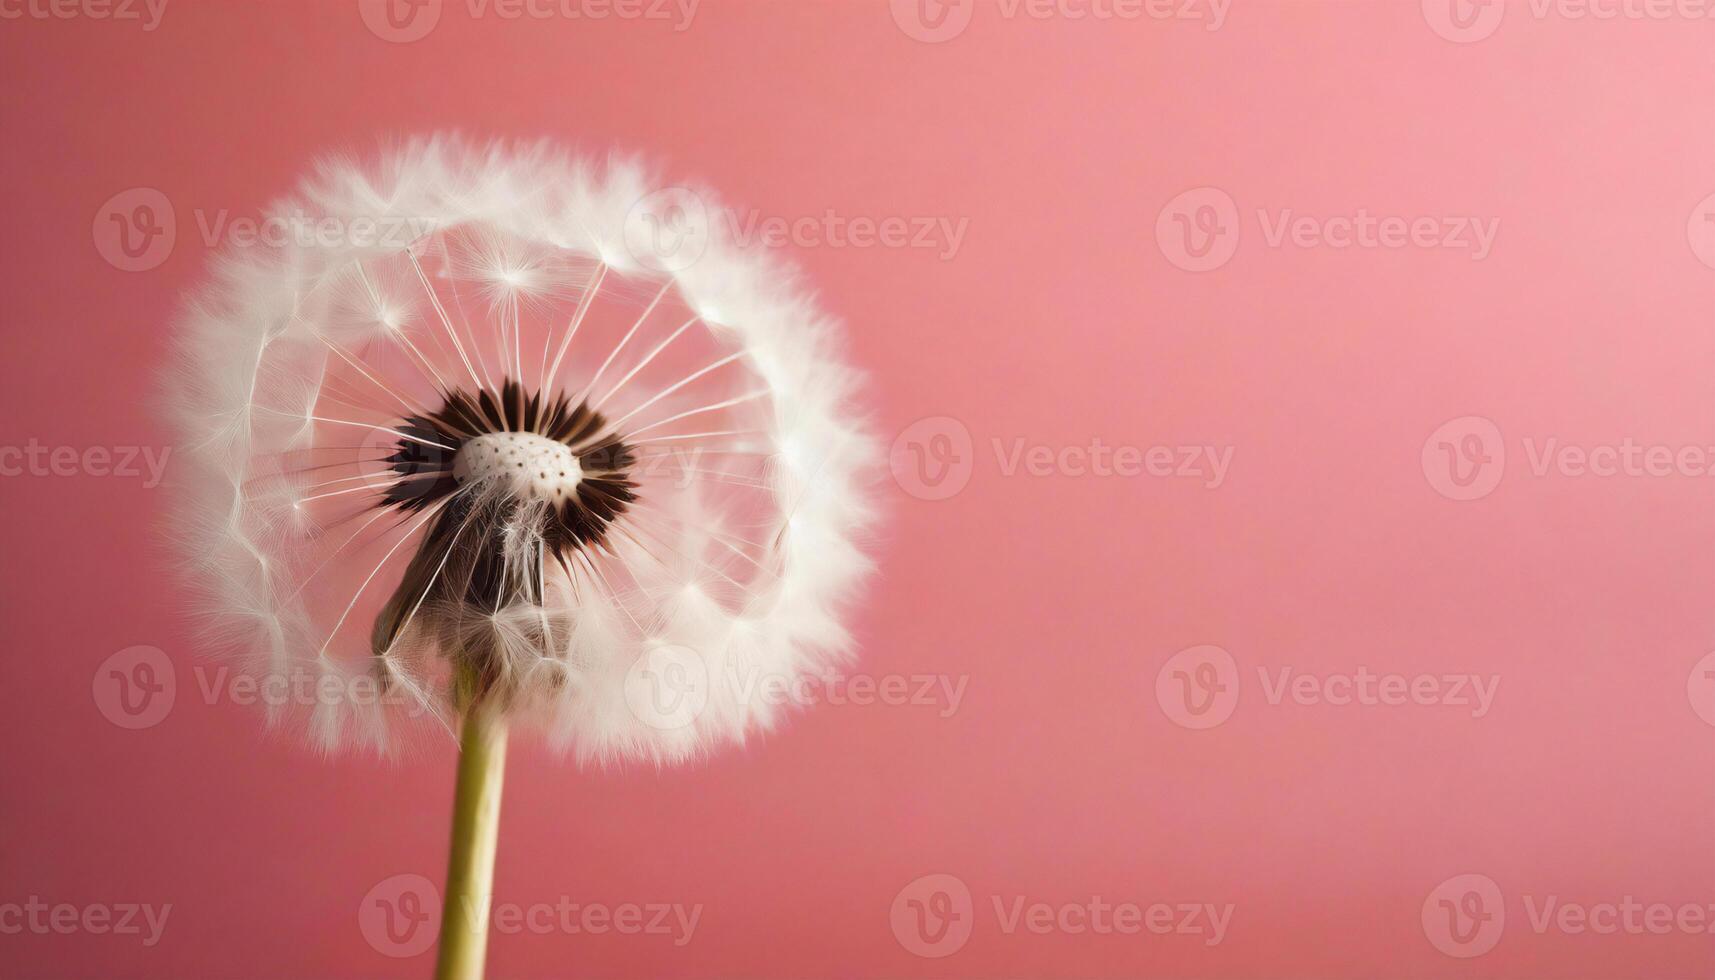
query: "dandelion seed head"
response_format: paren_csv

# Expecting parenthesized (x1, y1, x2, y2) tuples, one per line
(163, 136, 878, 766)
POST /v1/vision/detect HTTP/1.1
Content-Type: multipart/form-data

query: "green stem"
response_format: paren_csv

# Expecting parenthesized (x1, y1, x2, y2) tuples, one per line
(434, 700, 508, 980)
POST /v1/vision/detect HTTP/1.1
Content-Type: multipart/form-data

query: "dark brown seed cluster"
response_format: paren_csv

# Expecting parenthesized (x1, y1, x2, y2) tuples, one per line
(370, 379, 637, 659)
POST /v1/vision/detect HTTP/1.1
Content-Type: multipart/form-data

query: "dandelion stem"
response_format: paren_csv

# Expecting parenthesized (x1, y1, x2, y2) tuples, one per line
(434, 692, 508, 980)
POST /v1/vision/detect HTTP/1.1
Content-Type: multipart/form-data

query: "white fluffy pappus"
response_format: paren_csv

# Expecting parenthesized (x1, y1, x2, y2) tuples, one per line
(164, 136, 878, 765)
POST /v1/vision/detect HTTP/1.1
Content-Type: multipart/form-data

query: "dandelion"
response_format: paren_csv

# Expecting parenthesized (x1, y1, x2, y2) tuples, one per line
(164, 137, 876, 978)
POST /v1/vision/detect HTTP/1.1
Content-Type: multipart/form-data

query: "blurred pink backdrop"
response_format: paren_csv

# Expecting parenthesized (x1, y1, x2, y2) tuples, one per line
(2, 1, 1713, 977)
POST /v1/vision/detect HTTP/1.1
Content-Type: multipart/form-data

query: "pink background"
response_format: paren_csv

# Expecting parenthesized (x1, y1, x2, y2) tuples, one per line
(3, 1, 1714, 976)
